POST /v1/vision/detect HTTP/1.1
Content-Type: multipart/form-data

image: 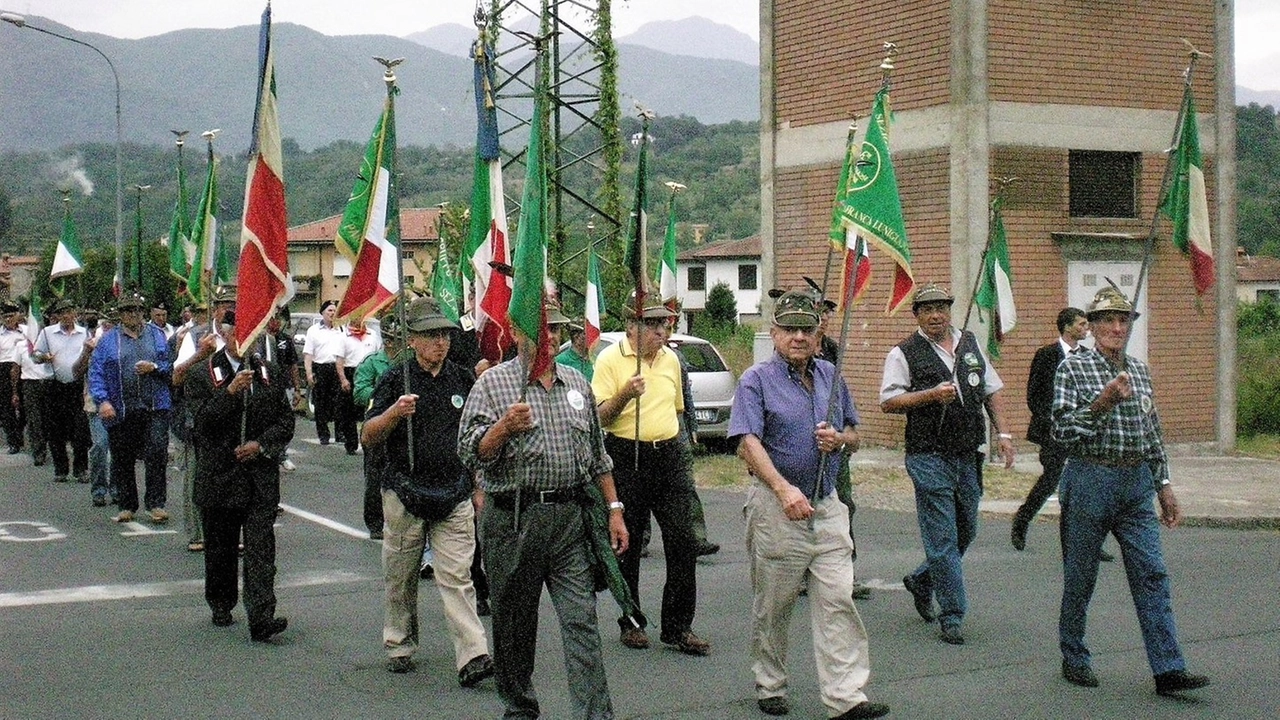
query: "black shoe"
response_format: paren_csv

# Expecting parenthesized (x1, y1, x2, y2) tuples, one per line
(1099, 549, 1116, 562)
(212, 610, 235, 627)
(92, 495, 108, 507)
(1011, 516, 1029, 551)
(319, 438, 330, 446)
(387, 656, 416, 674)
(458, 653, 495, 687)
(249, 617, 288, 642)
(33, 453, 46, 466)
(7, 446, 20, 455)
(757, 696, 790, 716)
(851, 582, 872, 600)
(696, 541, 720, 556)
(1062, 660, 1099, 688)
(902, 574, 936, 622)
(369, 530, 383, 540)
(1154, 669, 1210, 696)
(834, 701, 891, 719)
(419, 562, 434, 580)
(475, 598, 491, 617)
(939, 625, 965, 645)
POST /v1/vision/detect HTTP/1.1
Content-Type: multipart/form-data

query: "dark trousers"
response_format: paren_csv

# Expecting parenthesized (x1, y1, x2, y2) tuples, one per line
(21, 379, 48, 460)
(311, 363, 339, 443)
(606, 434, 699, 637)
(45, 380, 89, 477)
(202, 501, 279, 627)
(362, 444, 385, 533)
(107, 409, 170, 513)
(1014, 443, 1069, 546)
(0, 362, 20, 450)
(336, 367, 359, 452)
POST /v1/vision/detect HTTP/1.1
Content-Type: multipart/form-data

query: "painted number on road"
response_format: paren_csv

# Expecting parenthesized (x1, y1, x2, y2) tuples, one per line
(0, 521, 67, 542)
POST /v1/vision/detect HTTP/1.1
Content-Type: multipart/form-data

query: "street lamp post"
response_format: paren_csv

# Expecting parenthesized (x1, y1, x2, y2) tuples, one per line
(2, 12, 125, 298)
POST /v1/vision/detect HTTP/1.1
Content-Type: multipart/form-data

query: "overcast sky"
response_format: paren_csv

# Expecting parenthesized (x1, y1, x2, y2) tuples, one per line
(5, 0, 1276, 89)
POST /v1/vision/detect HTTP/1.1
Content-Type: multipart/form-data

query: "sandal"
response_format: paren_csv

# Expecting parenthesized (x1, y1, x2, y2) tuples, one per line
(187, 541, 204, 552)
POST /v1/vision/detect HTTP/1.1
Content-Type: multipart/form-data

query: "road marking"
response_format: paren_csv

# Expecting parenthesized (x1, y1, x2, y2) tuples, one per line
(119, 520, 178, 537)
(0, 521, 67, 542)
(278, 503, 376, 540)
(0, 569, 371, 608)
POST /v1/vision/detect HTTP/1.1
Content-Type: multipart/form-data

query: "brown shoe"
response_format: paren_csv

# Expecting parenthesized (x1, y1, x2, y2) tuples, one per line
(620, 627, 650, 649)
(148, 508, 169, 524)
(661, 629, 711, 656)
(113, 510, 134, 523)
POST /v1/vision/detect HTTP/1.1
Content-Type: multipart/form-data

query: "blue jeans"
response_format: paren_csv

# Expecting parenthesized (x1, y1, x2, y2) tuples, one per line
(904, 452, 982, 628)
(89, 413, 112, 501)
(1058, 459, 1186, 675)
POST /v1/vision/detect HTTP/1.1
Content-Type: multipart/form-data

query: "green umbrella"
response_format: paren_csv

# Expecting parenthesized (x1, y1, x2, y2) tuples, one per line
(581, 483, 642, 628)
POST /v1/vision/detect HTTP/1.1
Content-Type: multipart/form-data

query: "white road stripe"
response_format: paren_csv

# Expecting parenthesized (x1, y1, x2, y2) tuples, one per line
(0, 569, 371, 608)
(278, 503, 376, 540)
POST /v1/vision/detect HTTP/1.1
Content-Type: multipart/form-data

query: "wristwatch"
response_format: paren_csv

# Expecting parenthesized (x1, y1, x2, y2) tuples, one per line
(607, 501, 625, 512)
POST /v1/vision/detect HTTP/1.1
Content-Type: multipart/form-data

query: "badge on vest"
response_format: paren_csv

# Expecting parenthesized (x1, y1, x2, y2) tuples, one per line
(967, 371, 981, 387)
(1139, 394, 1153, 414)
(567, 389, 585, 411)
(451, 394, 465, 409)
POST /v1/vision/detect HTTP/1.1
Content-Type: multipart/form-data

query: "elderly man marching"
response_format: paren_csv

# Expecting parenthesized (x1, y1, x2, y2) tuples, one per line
(730, 289, 889, 720)
(592, 292, 709, 656)
(1051, 286, 1210, 696)
(879, 283, 1014, 646)
(361, 298, 494, 686)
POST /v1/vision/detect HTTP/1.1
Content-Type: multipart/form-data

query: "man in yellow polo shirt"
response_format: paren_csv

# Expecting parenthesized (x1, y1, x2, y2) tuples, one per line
(593, 294, 709, 657)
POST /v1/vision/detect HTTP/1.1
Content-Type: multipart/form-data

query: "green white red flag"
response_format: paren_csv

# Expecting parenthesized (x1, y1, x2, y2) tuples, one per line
(464, 33, 514, 364)
(1158, 84, 1214, 296)
(50, 198, 84, 297)
(508, 48, 553, 381)
(235, 3, 291, 349)
(658, 190, 678, 305)
(336, 77, 401, 323)
(829, 124, 872, 309)
(974, 198, 1016, 358)
(585, 242, 604, 350)
(168, 136, 194, 292)
(187, 137, 220, 306)
(831, 87, 914, 313)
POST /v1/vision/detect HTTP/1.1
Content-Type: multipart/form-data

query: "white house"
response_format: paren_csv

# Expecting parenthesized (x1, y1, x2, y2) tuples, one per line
(1236, 249, 1280, 303)
(675, 235, 762, 334)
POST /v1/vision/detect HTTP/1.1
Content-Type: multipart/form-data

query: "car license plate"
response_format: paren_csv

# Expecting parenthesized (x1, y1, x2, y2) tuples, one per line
(695, 409, 717, 423)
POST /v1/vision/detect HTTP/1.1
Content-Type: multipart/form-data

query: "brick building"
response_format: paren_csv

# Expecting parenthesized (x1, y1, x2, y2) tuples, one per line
(759, 0, 1237, 449)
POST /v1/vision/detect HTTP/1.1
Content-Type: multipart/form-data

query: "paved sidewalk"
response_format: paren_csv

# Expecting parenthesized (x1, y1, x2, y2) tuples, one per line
(852, 446, 1280, 529)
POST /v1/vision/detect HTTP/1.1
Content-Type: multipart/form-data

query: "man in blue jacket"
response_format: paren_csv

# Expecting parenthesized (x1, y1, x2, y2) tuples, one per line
(88, 293, 173, 524)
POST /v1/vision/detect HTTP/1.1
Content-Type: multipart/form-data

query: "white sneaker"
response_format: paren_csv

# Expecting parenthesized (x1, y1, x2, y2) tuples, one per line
(281, 458, 297, 472)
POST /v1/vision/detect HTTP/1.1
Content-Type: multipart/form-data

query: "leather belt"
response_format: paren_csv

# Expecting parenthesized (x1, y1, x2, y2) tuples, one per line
(489, 486, 583, 511)
(606, 433, 681, 451)
(1077, 455, 1145, 468)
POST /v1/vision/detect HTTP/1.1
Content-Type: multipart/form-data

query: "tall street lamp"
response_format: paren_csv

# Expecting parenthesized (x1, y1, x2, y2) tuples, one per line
(2, 12, 125, 297)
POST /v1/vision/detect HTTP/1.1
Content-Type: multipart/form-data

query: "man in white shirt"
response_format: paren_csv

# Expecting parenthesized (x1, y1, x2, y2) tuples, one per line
(0, 300, 26, 454)
(18, 301, 54, 467)
(33, 298, 93, 483)
(303, 300, 344, 446)
(335, 317, 382, 455)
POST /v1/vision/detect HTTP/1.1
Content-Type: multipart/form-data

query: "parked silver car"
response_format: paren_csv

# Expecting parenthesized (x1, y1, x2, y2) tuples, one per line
(589, 331, 737, 446)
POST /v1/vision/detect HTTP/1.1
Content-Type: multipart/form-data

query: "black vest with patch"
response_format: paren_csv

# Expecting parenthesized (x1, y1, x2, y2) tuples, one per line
(899, 331, 987, 456)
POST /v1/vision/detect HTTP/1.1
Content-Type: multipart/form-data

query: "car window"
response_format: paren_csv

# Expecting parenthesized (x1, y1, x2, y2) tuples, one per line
(671, 342, 726, 373)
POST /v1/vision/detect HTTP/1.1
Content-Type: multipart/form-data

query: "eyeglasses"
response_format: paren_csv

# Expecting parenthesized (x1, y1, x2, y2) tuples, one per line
(776, 325, 817, 336)
(642, 318, 671, 329)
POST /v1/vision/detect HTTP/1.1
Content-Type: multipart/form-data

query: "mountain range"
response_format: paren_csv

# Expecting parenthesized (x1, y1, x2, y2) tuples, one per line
(0, 16, 760, 154)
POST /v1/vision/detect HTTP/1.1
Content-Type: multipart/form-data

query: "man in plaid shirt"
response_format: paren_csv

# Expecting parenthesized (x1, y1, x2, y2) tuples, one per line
(1051, 285, 1210, 697)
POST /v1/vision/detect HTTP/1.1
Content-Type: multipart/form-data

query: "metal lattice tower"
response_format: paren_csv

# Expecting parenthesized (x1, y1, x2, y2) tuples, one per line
(482, 0, 624, 312)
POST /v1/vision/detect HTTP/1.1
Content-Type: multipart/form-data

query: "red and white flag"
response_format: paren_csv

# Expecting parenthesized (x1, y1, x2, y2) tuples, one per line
(235, 3, 291, 349)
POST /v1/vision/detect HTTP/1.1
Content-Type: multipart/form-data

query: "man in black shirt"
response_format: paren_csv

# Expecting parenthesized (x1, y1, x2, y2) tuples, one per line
(362, 297, 493, 685)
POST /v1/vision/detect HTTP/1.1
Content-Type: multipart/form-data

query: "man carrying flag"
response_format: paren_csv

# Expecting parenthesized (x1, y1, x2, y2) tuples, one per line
(235, 1, 291, 352)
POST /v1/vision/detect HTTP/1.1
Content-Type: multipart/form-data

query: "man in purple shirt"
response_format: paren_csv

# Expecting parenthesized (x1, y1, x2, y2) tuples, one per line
(729, 289, 888, 720)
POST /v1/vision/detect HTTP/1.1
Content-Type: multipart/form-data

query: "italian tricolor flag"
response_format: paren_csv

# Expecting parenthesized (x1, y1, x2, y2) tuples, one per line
(1159, 84, 1214, 296)
(336, 80, 400, 322)
(585, 243, 604, 350)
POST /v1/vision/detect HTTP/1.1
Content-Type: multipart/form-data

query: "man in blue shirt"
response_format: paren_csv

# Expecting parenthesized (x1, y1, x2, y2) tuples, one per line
(88, 293, 173, 524)
(729, 289, 888, 720)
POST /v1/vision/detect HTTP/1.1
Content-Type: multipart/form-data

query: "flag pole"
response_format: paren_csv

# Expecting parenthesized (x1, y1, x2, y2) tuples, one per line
(132, 184, 151, 294)
(373, 56, 413, 473)
(631, 106, 655, 472)
(1119, 44, 1205, 366)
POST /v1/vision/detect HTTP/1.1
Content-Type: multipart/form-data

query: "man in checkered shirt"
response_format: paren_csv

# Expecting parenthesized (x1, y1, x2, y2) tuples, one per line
(1051, 284, 1210, 697)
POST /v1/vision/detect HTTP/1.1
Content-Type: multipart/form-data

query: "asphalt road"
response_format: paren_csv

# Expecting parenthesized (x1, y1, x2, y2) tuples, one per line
(2, 429, 1277, 719)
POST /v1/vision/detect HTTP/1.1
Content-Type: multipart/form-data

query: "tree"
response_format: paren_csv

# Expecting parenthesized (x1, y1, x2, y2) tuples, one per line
(704, 280, 737, 329)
